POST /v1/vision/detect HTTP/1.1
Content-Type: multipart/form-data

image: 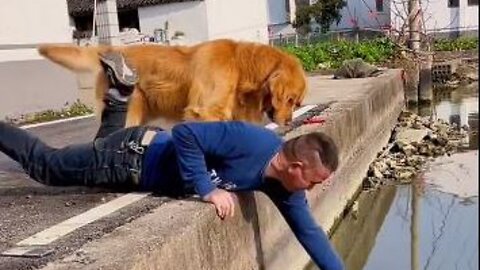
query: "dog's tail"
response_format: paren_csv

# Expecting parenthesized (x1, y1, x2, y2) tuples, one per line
(38, 44, 109, 73)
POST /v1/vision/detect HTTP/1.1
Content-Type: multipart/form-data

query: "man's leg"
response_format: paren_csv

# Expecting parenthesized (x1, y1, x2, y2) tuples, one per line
(0, 121, 94, 186)
(0, 52, 142, 188)
(0, 121, 145, 189)
(95, 51, 138, 139)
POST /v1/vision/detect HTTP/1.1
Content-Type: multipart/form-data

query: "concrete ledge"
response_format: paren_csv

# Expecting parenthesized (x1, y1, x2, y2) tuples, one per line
(42, 70, 405, 270)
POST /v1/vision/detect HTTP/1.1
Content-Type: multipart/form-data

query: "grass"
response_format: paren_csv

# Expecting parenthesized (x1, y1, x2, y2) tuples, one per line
(5, 100, 94, 126)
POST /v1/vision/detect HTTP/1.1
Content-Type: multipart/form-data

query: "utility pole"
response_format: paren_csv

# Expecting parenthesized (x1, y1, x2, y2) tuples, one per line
(95, 0, 120, 45)
(408, 0, 421, 52)
(408, 0, 433, 104)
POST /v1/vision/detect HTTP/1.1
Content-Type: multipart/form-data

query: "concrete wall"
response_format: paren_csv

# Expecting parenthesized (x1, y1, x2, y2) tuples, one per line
(205, 0, 269, 43)
(267, 0, 297, 36)
(331, 0, 391, 30)
(138, 1, 209, 45)
(138, 0, 269, 44)
(0, 60, 78, 120)
(0, 0, 78, 120)
(0, 0, 72, 62)
(267, 0, 288, 25)
(421, 0, 479, 34)
(42, 70, 405, 270)
(0, 0, 72, 46)
(390, 0, 479, 35)
(332, 0, 478, 34)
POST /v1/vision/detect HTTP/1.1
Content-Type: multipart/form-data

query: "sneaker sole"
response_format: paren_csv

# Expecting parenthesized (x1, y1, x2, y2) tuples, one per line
(99, 52, 138, 86)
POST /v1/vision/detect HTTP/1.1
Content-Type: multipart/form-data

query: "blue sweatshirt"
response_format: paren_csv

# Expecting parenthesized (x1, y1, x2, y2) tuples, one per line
(141, 121, 344, 270)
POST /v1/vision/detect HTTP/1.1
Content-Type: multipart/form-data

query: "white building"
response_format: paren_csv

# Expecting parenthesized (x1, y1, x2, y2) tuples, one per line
(331, 0, 478, 37)
(0, 0, 78, 120)
(69, 0, 271, 45)
(330, 0, 391, 31)
(267, 0, 297, 36)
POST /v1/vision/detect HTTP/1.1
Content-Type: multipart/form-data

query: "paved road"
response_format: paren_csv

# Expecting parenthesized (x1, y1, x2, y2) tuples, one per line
(0, 118, 165, 270)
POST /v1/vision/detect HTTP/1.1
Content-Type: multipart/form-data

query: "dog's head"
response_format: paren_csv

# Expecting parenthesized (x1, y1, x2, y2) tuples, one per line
(264, 56, 307, 125)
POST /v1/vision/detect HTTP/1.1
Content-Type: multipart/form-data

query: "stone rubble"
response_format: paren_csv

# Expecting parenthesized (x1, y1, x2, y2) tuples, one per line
(363, 110, 469, 190)
(443, 61, 479, 88)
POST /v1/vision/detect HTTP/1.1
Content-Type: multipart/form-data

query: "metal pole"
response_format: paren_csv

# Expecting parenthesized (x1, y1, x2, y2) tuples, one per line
(92, 0, 97, 38)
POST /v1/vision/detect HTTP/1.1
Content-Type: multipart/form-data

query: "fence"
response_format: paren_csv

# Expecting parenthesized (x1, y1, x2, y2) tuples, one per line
(268, 28, 391, 47)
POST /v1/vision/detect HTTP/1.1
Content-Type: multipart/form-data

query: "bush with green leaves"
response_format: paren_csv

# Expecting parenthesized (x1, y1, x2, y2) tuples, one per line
(282, 38, 396, 72)
(433, 37, 478, 51)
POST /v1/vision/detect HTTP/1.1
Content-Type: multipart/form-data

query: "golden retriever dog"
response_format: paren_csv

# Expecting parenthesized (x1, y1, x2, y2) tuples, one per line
(38, 39, 306, 126)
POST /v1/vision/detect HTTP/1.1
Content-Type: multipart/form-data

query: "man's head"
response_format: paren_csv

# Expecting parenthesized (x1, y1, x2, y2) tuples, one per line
(271, 132, 339, 192)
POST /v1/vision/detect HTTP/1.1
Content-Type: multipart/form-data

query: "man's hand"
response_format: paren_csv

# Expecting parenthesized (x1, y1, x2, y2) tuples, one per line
(203, 189, 237, 220)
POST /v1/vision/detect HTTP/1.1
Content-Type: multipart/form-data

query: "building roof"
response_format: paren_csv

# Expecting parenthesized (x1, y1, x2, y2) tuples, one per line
(67, 0, 201, 16)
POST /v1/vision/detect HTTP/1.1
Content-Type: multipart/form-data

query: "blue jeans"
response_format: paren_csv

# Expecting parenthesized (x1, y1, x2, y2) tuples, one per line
(0, 98, 158, 190)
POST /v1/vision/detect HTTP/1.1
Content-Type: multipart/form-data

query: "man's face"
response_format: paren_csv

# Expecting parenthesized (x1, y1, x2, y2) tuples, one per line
(280, 162, 332, 192)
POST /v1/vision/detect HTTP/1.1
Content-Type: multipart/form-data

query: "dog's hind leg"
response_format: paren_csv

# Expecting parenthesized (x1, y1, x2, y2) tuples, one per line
(125, 89, 148, 127)
(93, 72, 109, 122)
(184, 90, 236, 121)
(184, 69, 238, 121)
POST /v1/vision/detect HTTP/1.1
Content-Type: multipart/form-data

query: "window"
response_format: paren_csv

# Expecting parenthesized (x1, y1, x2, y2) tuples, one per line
(448, 0, 459, 7)
(118, 10, 140, 32)
(468, 0, 478, 5)
(376, 0, 384, 12)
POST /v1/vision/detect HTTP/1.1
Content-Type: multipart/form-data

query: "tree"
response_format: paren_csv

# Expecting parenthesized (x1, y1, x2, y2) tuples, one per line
(293, 0, 346, 34)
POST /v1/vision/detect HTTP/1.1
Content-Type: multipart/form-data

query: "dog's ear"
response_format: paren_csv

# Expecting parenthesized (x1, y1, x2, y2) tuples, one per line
(262, 85, 273, 110)
(265, 68, 288, 108)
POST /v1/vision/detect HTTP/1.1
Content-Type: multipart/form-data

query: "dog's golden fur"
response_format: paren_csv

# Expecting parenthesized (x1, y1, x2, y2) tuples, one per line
(38, 39, 307, 126)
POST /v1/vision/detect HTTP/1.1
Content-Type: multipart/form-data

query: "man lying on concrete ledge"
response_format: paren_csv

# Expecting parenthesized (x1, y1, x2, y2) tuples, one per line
(0, 52, 344, 270)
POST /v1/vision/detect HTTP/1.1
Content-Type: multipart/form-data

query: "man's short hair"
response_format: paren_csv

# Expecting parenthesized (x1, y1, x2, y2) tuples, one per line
(282, 132, 339, 172)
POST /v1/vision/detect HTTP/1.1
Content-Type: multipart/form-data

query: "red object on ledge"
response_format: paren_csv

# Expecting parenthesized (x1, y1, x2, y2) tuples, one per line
(303, 116, 326, 125)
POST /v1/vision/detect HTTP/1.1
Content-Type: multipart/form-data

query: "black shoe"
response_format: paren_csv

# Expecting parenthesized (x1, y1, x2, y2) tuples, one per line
(99, 51, 138, 96)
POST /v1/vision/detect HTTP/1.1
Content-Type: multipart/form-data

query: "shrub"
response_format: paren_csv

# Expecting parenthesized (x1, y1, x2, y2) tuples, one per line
(281, 38, 396, 72)
(433, 37, 478, 51)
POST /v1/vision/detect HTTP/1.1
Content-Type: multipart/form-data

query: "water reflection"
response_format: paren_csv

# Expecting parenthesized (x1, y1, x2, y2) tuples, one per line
(415, 83, 479, 150)
(410, 179, 420, 270)
(307, 84, 479, 270)
(328, 186, 397, 270)
(313, 163, 478, 270)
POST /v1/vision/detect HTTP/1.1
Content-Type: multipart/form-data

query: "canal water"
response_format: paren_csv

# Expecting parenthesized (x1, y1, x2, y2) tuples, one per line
(308, 83, 478, 270)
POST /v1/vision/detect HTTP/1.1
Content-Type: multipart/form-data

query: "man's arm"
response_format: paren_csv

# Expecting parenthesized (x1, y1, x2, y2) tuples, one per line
(171, 121, 266, 218)
(171, 121, 278, 197)
(171, 122, 219, 198)
(262, 183, 344, 270)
